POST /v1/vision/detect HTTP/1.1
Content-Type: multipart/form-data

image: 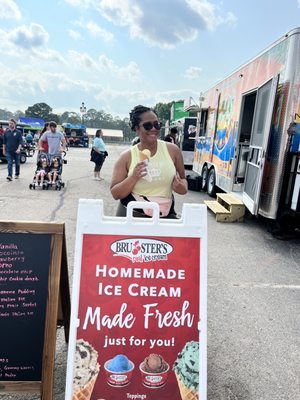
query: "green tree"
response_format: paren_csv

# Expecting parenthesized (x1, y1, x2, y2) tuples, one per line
(120, 118, 134, 141)
(153, 102, 173, 124)
(59, 112, 81, 125)
(13, 110, 25, 120)
(84, 109, 99, 126)
(0, 108, 13, 120)
(25, 102, 55, 121)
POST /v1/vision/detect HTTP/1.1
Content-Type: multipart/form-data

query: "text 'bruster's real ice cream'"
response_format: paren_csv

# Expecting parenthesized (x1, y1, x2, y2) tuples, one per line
(72, 339, 100, 400)
(139, 353, 169, 388)
(104, 354, 134, 387)
(173, 341, 200, 400)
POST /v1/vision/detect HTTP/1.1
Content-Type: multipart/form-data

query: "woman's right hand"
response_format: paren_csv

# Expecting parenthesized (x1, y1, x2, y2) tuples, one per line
(132, 161, 148, 180)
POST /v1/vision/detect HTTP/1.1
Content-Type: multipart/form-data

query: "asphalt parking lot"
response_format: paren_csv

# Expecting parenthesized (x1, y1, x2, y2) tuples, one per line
(0, 145, 299, 400)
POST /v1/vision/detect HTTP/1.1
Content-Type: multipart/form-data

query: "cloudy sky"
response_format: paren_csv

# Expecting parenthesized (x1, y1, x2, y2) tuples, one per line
(1, 0, 300, 118)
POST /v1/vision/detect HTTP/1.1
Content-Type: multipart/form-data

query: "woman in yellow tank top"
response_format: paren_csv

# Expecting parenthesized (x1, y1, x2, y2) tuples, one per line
(110, 105, 187, 218)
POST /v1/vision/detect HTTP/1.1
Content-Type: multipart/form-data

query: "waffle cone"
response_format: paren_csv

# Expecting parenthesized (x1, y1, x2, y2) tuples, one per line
(139, 149, 151, 162)
(73, 365, 100, 400)
(139, 153, 148, 162)
(175, 371, 198, 400)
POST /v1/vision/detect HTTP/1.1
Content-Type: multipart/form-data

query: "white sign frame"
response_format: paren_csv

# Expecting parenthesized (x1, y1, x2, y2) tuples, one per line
(65, 199, 207, 400)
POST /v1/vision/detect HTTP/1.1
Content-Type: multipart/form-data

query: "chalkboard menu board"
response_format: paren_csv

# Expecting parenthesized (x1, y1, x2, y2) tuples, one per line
(0, 233, 51, 381)
(0, 222, 70, 400)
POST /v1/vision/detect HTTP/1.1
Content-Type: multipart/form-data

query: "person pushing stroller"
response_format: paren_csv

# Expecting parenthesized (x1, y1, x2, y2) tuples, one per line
(34, 121, 67, 190)
(39, 121, 66, 158)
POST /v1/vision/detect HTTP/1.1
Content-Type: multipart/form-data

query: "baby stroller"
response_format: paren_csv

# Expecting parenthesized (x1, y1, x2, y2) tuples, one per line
(29, 152, 66, 190)
(47, 154, 65, 190)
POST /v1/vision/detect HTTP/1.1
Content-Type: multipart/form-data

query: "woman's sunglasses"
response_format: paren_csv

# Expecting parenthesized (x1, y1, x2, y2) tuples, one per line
(140, 121, 162, 131)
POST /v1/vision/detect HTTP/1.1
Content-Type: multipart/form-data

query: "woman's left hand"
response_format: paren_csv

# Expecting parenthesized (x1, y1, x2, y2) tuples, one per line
(172, 174, 188, 194)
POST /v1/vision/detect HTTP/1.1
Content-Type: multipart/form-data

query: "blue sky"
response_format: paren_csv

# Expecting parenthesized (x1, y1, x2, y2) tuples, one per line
(1, 0, 300, 119)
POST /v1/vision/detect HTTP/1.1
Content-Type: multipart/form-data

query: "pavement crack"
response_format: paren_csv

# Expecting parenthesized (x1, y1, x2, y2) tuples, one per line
(50, 188, 67, 221)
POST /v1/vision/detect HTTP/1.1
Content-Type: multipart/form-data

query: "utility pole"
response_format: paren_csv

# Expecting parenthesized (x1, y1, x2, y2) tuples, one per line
(80, 102, 86, 124)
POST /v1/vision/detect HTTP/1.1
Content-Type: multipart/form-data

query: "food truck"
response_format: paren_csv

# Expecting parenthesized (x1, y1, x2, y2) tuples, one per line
(167, 101, 197, 168)
(172, 117, 197, 168)
(193, 27, 300, 229)
(62, 123, 89, 147)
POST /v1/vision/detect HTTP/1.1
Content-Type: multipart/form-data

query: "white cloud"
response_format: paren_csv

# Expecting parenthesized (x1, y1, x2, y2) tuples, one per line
(33, 48, 66, 64)
(73, 19, 114, 42)
(184, 66, 203, 79)
(0, 59, 198, 117)
(186, 0, 237, 28)
(185, 0, 218, 30)
(69, 50, 99, 69)
(86, 21, 114, 41)
(98, 55, 141, 81)
(64, 0, 93, 7)
(0, 24, 65, 64)
(67, 50, 141, 81)
(8, 23, 49, 49)
(93, 0, 236, 49)
(68, 29, 82, 40)
(94, 86, 199, 117)
(0, 63, 97, 101)
(0, 0, 21, 20)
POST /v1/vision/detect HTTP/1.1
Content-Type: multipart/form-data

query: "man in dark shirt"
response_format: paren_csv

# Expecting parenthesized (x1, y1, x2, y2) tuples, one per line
(3, 119, 23, 181)
(164, 127, 178, 145)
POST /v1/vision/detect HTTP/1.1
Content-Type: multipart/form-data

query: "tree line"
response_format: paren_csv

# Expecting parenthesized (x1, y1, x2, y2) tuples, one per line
(0, 102, 173, 142)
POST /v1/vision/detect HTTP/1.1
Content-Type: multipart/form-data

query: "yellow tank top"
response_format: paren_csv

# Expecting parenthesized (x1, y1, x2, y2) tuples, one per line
(129, 140, 176, 198)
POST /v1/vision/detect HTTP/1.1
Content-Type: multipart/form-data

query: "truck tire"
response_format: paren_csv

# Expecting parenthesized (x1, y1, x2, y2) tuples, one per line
(201, 165, 208, 191)
(207, 168, 217, 197)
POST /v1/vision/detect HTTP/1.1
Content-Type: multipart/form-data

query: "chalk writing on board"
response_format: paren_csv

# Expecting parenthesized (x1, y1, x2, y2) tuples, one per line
(0, 233, 51, 381)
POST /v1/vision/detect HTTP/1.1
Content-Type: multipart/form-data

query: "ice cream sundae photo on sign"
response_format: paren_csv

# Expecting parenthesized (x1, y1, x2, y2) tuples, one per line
(67, 231, 203, 400)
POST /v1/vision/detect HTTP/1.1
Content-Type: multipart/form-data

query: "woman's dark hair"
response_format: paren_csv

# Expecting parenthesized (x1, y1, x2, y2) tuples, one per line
(40, 122, 49, 136)
(95, 129, 102, 137)
(129, 105, 157, 131)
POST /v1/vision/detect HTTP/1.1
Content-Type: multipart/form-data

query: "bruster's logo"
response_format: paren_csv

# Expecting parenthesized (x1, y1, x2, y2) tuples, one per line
(110, 238, 173, 263)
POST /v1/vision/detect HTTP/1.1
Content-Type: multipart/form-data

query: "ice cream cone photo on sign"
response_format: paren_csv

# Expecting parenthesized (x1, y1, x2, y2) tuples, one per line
(173, 341, 200, 400)
(72, 339, 100, 400)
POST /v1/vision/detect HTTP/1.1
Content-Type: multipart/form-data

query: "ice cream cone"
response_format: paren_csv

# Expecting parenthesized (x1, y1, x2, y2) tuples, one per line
(139, 149, 151, 162)
(175, 371, 199, 400)
(72, 364, 100, 400)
